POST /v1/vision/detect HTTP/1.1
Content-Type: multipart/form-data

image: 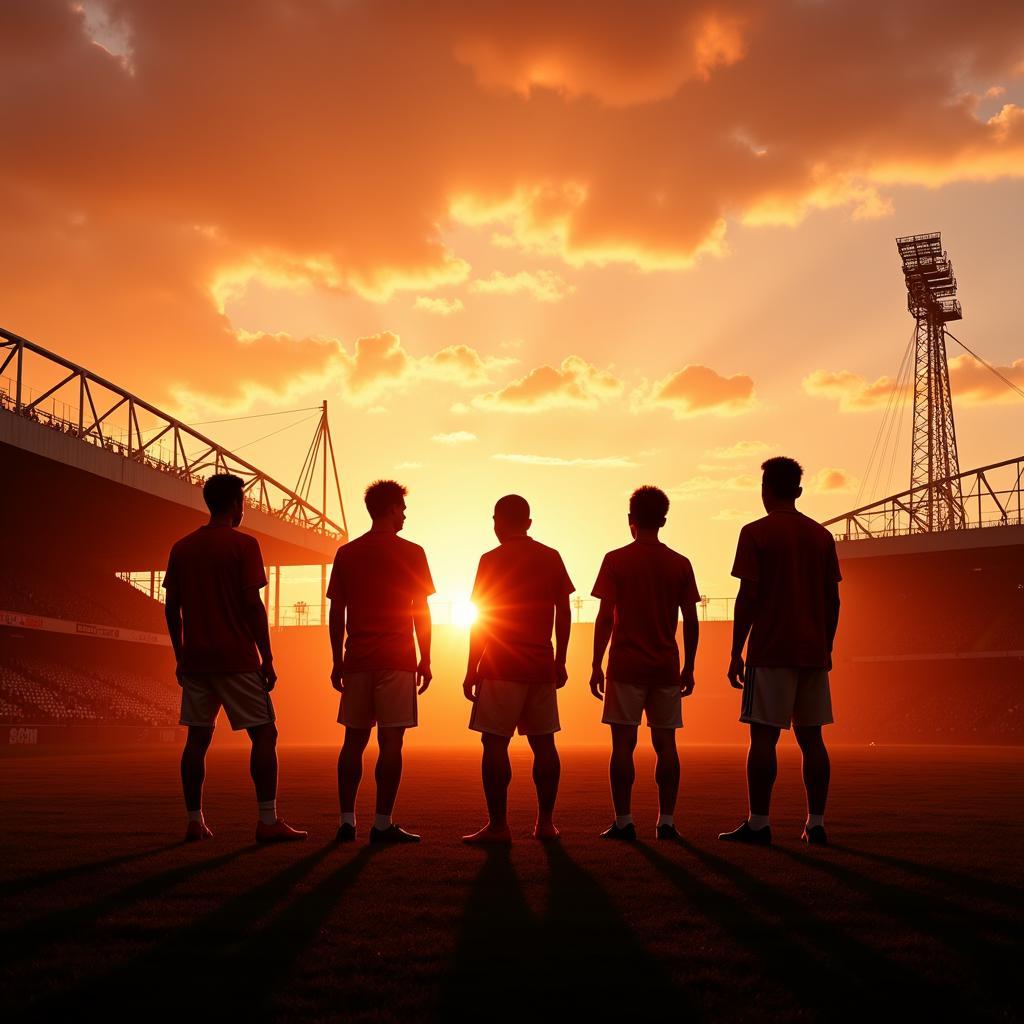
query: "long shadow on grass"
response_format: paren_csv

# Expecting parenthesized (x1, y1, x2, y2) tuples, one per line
(637, 840, 964, 1021)
(0, 844, 260, 968)
(208, 845, 375, 1018)
(773, 844, 1018, 1016)
(541, 842, 696, 1017)
(20, 841, 348, 1019)
(0, 841, 183, 901)
(828, 843, 1019, 906)
(438, 846, 535, 1019)
(440, 844, 689, 1020)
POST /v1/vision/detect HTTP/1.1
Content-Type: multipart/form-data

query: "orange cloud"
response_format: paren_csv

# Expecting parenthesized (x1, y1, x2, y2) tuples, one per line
(637, 365, 756, 418)
(708, 439, 772, 460)
(341, 333, 513, 402)
(492, 453, 637, 468)
(948, 353, 1024, 405)
(802, 369, 902, 412)
(805, 354, 1024, 412)
(469, 269, 573, 302)
(669, 474, 759, 500)
(3, 1, 1024, 406)
(474, 356, 622, 412)
(414, 296, 465, 315)
(811, 467, 857, 493)
(432, 431, 478, 445)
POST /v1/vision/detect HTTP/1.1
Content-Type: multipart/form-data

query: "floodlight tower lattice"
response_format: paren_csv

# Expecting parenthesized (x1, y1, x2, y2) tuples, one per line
(896, 232, 966, 531)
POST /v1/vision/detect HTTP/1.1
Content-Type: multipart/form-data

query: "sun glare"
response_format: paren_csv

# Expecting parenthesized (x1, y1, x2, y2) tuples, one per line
(452, 598, 479, 627)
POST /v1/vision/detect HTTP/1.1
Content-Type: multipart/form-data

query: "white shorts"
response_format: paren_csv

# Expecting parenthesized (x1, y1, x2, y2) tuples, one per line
(469, 679, 560, 738)
(602, 679, 682, 730)
(179, 672, 275, 731)
(339, 670, 418, 730)
(740, 666, 833, 730)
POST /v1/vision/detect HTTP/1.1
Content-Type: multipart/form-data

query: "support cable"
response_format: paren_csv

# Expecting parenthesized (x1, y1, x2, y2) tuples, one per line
(944, 329, 1024, 402)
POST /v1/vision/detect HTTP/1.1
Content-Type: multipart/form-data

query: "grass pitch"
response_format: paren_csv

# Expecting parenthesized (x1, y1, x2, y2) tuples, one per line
(1, 744, 1020, 1022)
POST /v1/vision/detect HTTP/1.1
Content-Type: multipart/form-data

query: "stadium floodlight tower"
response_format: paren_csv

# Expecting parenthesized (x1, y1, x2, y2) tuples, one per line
(896, 232, 966, 532)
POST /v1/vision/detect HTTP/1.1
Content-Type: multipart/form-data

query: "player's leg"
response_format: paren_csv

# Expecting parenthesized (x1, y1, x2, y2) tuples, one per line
(338, 726, 371, 816)
(527, 733, 560, 838)
(371, 726, 420, 842)
(650, 727, 680, 830)
(181, 725, 214, 839)
(481, 731, 514, 828)
(247, 721, 278, 804)
(336, 671, 376, 840)
(604, 723, 638, 839)
(247, 720, 305, 842)
(375, 725, 406, 815)
(600, 680, 643, 839)
(721, 667, 791, 844)
(795, 725, 830, 843)
(747, 721, 781, 821)
(793, 668, 833, 844)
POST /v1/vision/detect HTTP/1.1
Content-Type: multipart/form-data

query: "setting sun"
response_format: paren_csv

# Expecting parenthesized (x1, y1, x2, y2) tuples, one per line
(452, 598, 479, 628)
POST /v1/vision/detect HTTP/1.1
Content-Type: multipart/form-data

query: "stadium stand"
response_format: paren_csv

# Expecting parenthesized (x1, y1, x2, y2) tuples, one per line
(0, 654, 178, 726)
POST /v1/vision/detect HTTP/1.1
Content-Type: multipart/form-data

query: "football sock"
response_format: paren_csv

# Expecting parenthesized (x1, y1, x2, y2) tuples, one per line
(657, 814, 675, 828)
(258, 799, 278, 825)
(806, 814, 825, 829)
(340, 812, 356, 828)
(747, 814, 770, 831)
(187, 809, 204, 823)
(615, 814, 634, 829)
(374, 813, 393, 831)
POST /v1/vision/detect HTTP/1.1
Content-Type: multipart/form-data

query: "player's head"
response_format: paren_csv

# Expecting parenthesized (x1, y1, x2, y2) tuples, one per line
(493, 494, 531, 541)
(761, 456, 803, 509)
(365, 479, 408, 531)
(628, 485, 669, 537)
(203, 473, 245, 526)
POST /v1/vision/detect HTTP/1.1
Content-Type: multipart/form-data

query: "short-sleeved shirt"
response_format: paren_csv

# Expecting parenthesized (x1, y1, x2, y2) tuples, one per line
(731, 509, 842, 668)
(471, 536, 575, 684)
(327, 531, 435, 673)
(163, 525, 267, 673)
(591, 540, 700, 686)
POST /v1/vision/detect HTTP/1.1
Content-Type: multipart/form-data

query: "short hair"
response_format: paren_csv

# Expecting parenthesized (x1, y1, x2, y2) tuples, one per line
(203, 473, 245, 514)
(629, 485, 670, 528)
(761, 456, 803, 499)
(364, 479, 407, 519)
(494, 494, 530, 527)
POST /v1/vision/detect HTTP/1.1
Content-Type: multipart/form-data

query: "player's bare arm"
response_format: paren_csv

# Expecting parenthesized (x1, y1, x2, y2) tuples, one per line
(590, 597, 614, 698)
(463, 618, 486, 702)
(680, 601, 699, 697)
(729, 578, 757, 688)
(554, 592, 571, 688)
(163, 588, 185, 684)
(328, 599, 346, 692)
(243, 586, 276, 689)
(825, 579, 841, 670)
(412, 594, 432, 693)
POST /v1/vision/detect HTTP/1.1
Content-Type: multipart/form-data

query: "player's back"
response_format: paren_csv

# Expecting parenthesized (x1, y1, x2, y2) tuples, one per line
(164, 524, 265, 672)
(737, 510, 841, 667)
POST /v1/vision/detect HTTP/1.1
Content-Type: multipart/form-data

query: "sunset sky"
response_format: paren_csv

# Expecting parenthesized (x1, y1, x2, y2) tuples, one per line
(3, 1, 1023, 608)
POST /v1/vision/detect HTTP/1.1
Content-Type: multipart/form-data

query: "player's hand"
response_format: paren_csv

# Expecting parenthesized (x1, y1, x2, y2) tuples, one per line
(826, 649, 833, 671)
(463, 672, 479, 703)
(680, 666, 696, 697)
(728, 654, 745, 689)
(261, 657, 278, 692)
(554, 660, 569, 689)
(175, 665, 186, 687)
(589, 666, 605, 700)
(330, 664, 344, 692)
(417, 658, 433, 694)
